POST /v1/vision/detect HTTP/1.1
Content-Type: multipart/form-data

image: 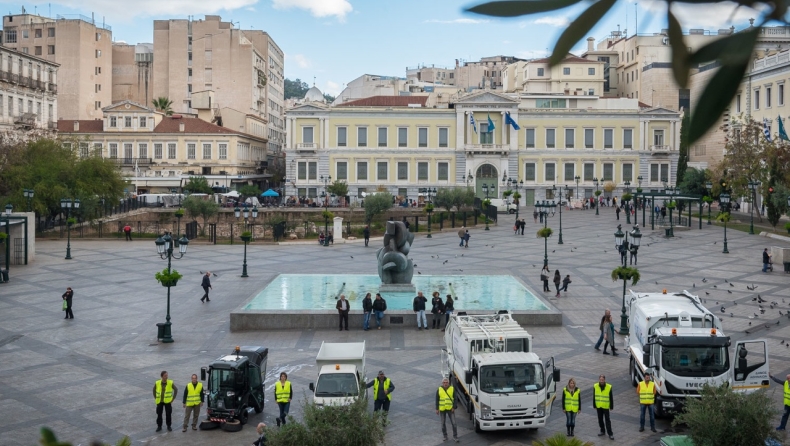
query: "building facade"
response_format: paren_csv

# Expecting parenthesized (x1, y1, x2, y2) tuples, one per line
(2, 13, 112, 120)
(503, 55, 606, 96)
(57, 100, 269, 193)
(0, 45, 58, 130)
(284, 91, 680, 204)
(111, 42, 154, 107)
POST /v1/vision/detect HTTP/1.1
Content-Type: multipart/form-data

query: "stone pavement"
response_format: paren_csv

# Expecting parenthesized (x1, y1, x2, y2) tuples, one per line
(1, 206, 790, 446)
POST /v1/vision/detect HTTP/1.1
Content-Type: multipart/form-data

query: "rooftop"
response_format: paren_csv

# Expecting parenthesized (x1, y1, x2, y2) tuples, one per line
(337, 96, 428, 108)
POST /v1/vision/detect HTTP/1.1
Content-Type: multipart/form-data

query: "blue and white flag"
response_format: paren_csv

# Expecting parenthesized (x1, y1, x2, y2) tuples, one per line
(505, 112, 521, 130)
(763, 118, 772, 141)
(470, 113, 477, 134)
(487, 114, 496, 132)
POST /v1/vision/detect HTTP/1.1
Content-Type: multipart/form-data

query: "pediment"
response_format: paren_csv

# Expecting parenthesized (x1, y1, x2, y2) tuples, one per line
(103, 100, 154, 113)
(287, 103, 329, 113)
(641, 106, 678, 115)
(455, 91, 519, 106)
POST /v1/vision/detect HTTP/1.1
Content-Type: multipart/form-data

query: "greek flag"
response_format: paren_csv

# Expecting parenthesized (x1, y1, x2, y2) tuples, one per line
(778, 115, 789, 141)
(763, 118, 772, 141)
(505, 112, 521, 130)
(470, 114, 477, 134)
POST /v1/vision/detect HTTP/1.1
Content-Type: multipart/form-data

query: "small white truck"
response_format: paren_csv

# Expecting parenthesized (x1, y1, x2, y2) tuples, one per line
(309, 341, 366, 407)
(625, 290, 769, 417)
(442, 311, 559, 433)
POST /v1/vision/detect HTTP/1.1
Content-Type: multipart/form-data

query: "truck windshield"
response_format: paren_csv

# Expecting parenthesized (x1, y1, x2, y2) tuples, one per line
(662, 345, 729, 377)
(479, 364, 544, 393)
(315, 373, 359, 397)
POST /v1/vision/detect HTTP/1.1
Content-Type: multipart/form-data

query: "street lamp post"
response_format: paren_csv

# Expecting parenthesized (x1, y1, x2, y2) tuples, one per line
(555, 185, 564, 245)
(624, 180, 632, 224)
(2, 204, 12, 276)
(60, 198, 80, 260)
(574, 175, 580, 201)
(536, 200, 557, 267)
(748, 180, 760, 235)
(482, 183, 493, 231)
(424, 188, 436, 238)
(507, 177, 523, 221)
(154, 231, 189, 343)
(593, 178, 600, 216)
(463, 171, 474, 190)
(23, 189, 34, 212)
(705, 181, 713, 225)
(320, 175, 332, 246)
(720, 192, 731, 254)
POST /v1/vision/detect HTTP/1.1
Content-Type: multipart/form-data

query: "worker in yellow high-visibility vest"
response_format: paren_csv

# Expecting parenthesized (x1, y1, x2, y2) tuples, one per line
(274, 372, 293, 427)
(593, 374, 614, 440)
(637, 372, 657, 433)
(435, 377, 458, 443)
(152, 370, 178, 432)
(182, 374, 203, 432)
(562, 378, 581, 437)
(770, 373, 790, 430)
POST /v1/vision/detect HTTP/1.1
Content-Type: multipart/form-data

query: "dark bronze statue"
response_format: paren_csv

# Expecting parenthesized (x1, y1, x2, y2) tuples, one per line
(376, 220, 414, 284)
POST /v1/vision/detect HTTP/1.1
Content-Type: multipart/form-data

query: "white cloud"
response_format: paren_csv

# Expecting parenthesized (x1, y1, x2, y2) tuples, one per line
(289, 54, 312, 69)
(532, 16, 570, 27)
(502, 40, 511, 45)
(424, 18, 490, 24)
(515, 49, 550, 60)
(36, 0, 259, 21)
(325, 80, 342, 96)
(271, 0, 352, 20)
(643, 0, 767, 29)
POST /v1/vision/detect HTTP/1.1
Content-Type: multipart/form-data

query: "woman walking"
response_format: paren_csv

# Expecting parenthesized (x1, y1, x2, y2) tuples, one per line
(602, 314, 618, 356)
(562, 378, 581, 437)
(541, 266, 551, 292)
(443, 295, 454, 331)
(553, 270, 561, 297)
(430, 291, 445, 329)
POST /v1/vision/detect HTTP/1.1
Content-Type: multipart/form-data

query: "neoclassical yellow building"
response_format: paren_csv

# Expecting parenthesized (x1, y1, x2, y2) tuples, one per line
(284, 91, 680, 204)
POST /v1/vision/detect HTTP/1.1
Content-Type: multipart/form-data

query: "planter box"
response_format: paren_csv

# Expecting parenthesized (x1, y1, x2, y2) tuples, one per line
(240, 235, 252, 243)
(161, 280, 178, 287)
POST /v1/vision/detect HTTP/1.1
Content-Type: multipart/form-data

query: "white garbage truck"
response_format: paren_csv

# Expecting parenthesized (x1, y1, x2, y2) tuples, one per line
(308, 341, 366, 407)
(442, 311, 559, 432)
(625, 290, 769, 417)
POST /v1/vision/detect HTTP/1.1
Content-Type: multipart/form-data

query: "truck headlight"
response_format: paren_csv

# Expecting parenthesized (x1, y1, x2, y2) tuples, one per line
(536, 398, 545, 417)
(226, 391, 235, 397)
(481, 403, 492, 420)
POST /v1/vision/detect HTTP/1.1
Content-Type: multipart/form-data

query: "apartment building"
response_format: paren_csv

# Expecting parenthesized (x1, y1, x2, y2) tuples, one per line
(57, 99, 269, 193)
(406, 64, 455, 85)
(152, 15, 284, 154)
(1, 13, 112, 120)
(284, 91, 680, 203)
(455, 56, 524, 92)
(0, 45, 58, 130)
(112, 42, 153, 107)
(502, 55, 606, 96)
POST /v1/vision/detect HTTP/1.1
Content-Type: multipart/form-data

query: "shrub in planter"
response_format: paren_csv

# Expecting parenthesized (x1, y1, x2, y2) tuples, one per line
(502, 190, 513, 198)
(513, 192, 521, 204)
(611, 266, 640, 285)
(155, 268, 183, 287)
(636, 187, 643, 194)
(621, 193, 633, 202)
(666, 201, 677, 210)
(482, 199, 491, 209)
(702, 196, 713, 204)
(240, 231, 252, 242)
(424, 203, 434, 213)
(174, 209, 185, 218)
(0, 232, 7, 242)
(717, 212, 731, 223)
(785, 222, 790, 234)
(321, 210, 334, 221)
(537, 227, 553, 238)
(66, 217, 77, 226)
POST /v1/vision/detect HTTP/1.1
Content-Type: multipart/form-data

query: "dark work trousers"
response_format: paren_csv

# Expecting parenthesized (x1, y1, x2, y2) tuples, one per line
(64, 304, 74, 319)
(597, 408, 613, 435)
(364, 236, 369, 246)
(201, 286, 210, 301)
(338, 310, 349, 330)
(125, 231, 132, 241)
(373, 399, 391, 413)
(156, 403, 173, 428)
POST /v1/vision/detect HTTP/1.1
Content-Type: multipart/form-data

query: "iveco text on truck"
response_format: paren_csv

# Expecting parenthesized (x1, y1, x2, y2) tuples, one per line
(309, 341, 366, 407)
(442, 311, 559, 432)
(625, 290, 769, 417)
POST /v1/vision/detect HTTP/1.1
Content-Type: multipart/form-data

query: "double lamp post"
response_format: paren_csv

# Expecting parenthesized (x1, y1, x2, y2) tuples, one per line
(154, 231, 189, 343)
(614, 224, 642, 335)
(60, 198, 80, 260)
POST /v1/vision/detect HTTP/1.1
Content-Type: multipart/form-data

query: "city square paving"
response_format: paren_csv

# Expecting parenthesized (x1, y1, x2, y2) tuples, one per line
(1, 207, 790, 446)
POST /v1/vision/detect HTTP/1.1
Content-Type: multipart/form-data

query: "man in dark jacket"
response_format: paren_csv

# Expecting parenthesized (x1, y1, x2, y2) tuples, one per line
(336, 294, 349, 331)
(200, 272, 212, 302)
(366, 370, 394, 414)
(430, 292, 444, 329)
(362, 293, 373, 331)
(763, 248, 772, 272)
(372, 293, 387, 329)
(363, 225, 370, 247)
(62, 287, 74, 319)
(413, 292, 428, 330)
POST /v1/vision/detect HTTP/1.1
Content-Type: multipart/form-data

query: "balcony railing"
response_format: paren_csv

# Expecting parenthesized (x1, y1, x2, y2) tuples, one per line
(113, 157, 153, 166)
(296, 143, 317, 152)
(465, 143, 509, 154)
(48, 83, 57, 93)
(650, 145, 673, 152)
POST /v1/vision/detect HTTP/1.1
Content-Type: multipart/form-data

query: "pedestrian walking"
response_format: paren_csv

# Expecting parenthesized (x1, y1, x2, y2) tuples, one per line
(182, 374, 203, 432)
(463, 229, 470, 248)
(362, 292, 373, 331)
(153, 371, 178, 432)
(124, 224, 133, 241)
(615, 206, 621, 220)
(637, 373, 657, 433)
(336, 294, 350, 331)
(553, 270, 561, 297)
(402, 216, 410, 231)
(594, 309, 611, 351)
(520, 218, 526, 235)
(533, 209, 538, 223)
(602, 314, 619, 356)
(763, 248, 772, 273)
(436, 377, 459, 442)
(541, 265, 551, 292)
(562, 378, 581, 437)
(413, 291, 428, 330)
(200, 272, 212, 303)
(771, 373, 790, 430)
(612, 196, 617, 207)
(373, 293, 387, 329)
(366, 370, 394, 415)
(363, 225, 371, 247)
(457, 226, 465, 247)
(274, 372, 292, 427)
(594, 375, 614, 440)
(62, 287, 74, 319)
(560, 274, 572, 293)
(252, 423, 267, 446)
(430, 291, 445, 329)
(443, 294, 454, 331)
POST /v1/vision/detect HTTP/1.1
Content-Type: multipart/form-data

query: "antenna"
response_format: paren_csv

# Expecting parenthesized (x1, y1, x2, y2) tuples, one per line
(635, 4, 638, 35)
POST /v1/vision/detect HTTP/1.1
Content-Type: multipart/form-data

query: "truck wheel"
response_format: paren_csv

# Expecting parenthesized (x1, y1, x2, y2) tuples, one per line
(474, 420, 482, 433)
(198, 420, 219, 430)
(250, 396, 263, 414)
(239, 408, 249, 425)
(221, 419, 243, 432)
(630, 359, 639, 387)
(509, 209, 515, 214)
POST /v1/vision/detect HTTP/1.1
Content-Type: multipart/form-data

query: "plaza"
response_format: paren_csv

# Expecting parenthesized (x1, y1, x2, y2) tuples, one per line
(1, 206, 790, 446)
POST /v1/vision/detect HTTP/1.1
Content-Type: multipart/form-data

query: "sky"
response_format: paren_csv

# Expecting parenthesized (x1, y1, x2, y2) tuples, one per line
(0, 0, 772, 96)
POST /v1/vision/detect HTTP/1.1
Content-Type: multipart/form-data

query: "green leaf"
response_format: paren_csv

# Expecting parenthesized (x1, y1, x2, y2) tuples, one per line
(667, 10, 690, 88)
(466, 0, 583, 17)
(689, 61, 749, 145)
(688, 27, 759, 66)
(549, 0, 617, 66)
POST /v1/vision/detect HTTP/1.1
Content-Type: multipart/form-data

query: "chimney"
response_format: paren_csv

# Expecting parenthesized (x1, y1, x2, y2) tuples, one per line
(587, 37, 595, 52)
(179, 122, 185, 132)
(73, 121, 79, 131)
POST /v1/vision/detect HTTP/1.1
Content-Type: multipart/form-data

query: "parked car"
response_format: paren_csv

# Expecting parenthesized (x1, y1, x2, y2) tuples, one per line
(487, 199, 518, 214)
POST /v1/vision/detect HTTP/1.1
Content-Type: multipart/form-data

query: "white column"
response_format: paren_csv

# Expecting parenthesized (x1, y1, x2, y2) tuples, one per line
(501, 111, 506, 146)
(324, 117, 330, 148)
(333, 216, 344, 241)
(465, 111, 471, 147)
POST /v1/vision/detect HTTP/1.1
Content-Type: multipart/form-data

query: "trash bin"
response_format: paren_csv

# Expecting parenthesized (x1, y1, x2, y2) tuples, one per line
(0, 268, 8, 282)
(156, 323, 166, 341)
(665, 228, 673, 237)
(784, 262, 790, 273)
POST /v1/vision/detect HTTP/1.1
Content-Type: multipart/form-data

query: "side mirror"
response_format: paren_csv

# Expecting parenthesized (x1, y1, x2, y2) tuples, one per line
(309, 383, 315, 391)
(465, 371, 473, 385)
(200, 368, 206, 381)
(553, 368, 561, 383)
(642, 345, 651, 367)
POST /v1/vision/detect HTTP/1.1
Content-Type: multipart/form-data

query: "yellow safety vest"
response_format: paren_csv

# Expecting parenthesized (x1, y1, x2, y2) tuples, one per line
(638, 381, 655, 405)
(784, 382, 790, 407)
(185, 382, 202, 406)
(276, 381, 291, 403)
(374, 378, 392, 401)
(594, 383, 612, 410)
(154, 379, 174, 404)
(438, 386, 454, 411)
(563, 387, 579, 412)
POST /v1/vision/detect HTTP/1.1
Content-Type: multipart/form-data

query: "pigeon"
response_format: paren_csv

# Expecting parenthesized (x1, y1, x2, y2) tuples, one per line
(733, 302, 737, 306)
(417, 271, 422, 274)
(706, 292, 710, 295)
(350, 256, 354, 259)
(727, 290, 732, 294)
(714, 241, 717, 244)
(720, 307, 725, 313)
(777, 320, 781, 325)
(749, 322, 752, 325)
(746, 330, 750, 334)
(532, 265, 536, 267)
(725, 279, 728, 283)
(213, 273, 219, 277)
(413, 264, 417, 267)
(655, 281, 659, 285)
(604, 250, 607, 253)
(713, 285, 717, 288)
(461, 254, 464, 257)
(753, 297, 758, 301)
(729, 283, 735, 287)
(730, 313, 734, 317)
(552, 250, 555, 253)
(716, 301, 719, 305)
(754, 313, 759, 318)
(702, 278, 708, 283)
(693, 283, 695, 288)
(781, 340, 785, 345)
(443, 260, 448, 264)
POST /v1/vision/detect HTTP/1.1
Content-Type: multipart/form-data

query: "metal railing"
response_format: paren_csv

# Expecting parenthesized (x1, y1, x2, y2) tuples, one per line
(650, 145, 672, 151)
(113, 157, 153, 166)
(56, 14, 112, 31)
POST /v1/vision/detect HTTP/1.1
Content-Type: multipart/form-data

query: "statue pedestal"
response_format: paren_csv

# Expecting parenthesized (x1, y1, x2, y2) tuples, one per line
(379, 283, 416, 294)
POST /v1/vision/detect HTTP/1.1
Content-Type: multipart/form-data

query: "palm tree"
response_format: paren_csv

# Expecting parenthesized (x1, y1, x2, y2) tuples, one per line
(152, 97, 174, 116)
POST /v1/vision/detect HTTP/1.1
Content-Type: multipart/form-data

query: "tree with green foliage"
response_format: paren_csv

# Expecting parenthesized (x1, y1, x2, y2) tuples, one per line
(467, 0, 785, 146)
(182, 196, 219, 235)
(363, 192, 392, 224)
(152, 97, 173, 116)
(433, 187, 475, 212)
(677, 113, 690, 186)
(327, 180, 349, 197)
(182, 176, 214, 194)
(765, 158, 786, 230)
(238, 184, 262, 202)
(712, 117, 773, 199)
(39, 427, 131, 446)
(673, 384, 778, 446)
(678, 167, 710, 197)
(532, 432, 594, 446)
(267, 394, 385, 446)
(284, 78, 310, 100)
(323, 93, 336, 103)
